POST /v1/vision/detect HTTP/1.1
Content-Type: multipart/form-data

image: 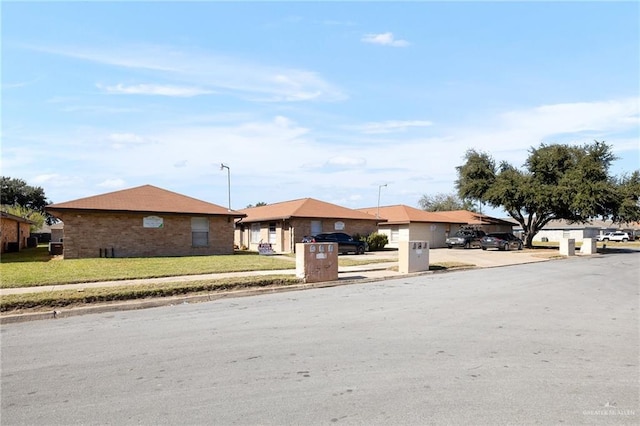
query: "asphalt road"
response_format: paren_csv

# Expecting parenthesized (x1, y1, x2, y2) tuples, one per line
(2, 252, 638, 425)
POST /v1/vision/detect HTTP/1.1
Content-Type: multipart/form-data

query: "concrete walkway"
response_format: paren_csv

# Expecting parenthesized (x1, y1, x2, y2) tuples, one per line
(0, 248, 560, 296)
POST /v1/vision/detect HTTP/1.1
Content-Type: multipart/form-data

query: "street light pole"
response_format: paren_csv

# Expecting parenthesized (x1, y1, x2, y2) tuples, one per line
(377, 183, 387, 219)
(220, 163, 231, 211)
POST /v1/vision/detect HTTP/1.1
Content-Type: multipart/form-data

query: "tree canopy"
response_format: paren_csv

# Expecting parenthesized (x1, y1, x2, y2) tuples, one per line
(1, 177, 54, 225)
(418, 192, 476, 212)
(455, 141, 640, 247)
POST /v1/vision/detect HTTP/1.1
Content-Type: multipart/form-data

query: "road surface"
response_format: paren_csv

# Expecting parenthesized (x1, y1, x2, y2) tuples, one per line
(2, 252, 638, 425)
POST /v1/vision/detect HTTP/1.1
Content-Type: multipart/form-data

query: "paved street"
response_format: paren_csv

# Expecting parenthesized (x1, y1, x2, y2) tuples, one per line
(2, 252, 638, 425)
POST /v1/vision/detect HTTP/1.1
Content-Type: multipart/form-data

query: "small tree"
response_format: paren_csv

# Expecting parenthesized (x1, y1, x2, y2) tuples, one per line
(418, 192, 476, 212)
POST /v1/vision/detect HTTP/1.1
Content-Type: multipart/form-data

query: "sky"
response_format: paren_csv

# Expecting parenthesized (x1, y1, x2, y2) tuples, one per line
(2, 1, 639, 218)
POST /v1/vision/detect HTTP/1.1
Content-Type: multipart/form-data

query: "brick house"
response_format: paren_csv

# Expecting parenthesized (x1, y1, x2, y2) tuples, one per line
(0, 211, 34, 254)
(46, 185, 245, 259)
(236, 198, 380, 253)
(357, 205, 468, 249)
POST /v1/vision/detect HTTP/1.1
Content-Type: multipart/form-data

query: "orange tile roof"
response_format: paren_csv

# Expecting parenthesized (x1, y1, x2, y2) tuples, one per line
(240, 198, 379, 222)
(357, 205, 467, 225)
(46, 185, 245, 217)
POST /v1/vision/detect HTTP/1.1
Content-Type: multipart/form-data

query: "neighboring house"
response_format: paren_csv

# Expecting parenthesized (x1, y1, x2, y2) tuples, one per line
(31, 221, 63, 243)
(0, 211, 34, 254)
(434, 210, 516, 234)
(236, 198, 380, 253)
(512, 219, 640, 242)
(357, 205, 468, 249)
(46, 185, 245, 259)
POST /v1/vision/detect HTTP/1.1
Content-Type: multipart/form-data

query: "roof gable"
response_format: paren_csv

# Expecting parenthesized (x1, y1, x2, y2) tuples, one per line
(357, 205, 466, 224)
(46, 185, 245, 217)
(240, 198, 378, 222)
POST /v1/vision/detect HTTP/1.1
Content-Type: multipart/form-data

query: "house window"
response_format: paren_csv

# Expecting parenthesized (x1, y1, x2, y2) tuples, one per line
(390, 226, 399, 243)
(191, 217, 209, 247)
(251, 223, 261, 243)
(269, 222, 277, 244)
(311, 220, 322, 235)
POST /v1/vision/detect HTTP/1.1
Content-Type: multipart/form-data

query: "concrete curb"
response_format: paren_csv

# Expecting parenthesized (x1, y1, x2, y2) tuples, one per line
(0, 269, 427, 324)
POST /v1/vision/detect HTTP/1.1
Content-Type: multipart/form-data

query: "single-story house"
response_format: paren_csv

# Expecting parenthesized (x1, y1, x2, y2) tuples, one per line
(46, 185, 245, 259)
(434, 210, 516, 234)
(31, 221, 64, 243)
(357, 205, 468, 249)
(235, 198, 380, 253)
(512, 219, 640, 242)
(0, 211, 34, 254)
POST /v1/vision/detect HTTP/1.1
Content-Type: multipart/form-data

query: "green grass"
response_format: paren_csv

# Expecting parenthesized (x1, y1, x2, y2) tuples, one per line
(0, 245, 397, 288)
(0, 275, 300, 312)
(0, 246, 297, 288)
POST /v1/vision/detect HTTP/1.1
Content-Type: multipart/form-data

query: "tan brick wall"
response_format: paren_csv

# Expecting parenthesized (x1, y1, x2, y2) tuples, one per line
(0, 218, 31, 253)
(56, 212, 235, 259)
(236, 218, 378, 253)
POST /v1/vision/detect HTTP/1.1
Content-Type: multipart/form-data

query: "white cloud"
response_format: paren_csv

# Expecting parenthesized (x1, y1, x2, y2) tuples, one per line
(34, 44, 346, 102)
(98, 83, 214, 97)
(361, 32, 409, 47)
(98, 179, 126, 188)
(326, 156, 367, 168)
(356, 120, 433, 134)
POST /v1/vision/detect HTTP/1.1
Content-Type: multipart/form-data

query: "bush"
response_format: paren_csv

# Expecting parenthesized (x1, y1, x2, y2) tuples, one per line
(366, 232, 388, 251)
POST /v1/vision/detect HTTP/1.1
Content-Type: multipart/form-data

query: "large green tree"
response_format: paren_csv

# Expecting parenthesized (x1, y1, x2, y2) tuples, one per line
(1, 177, 54, 225)
(455, 141, 640, 247)
(418, 192, 476, 212)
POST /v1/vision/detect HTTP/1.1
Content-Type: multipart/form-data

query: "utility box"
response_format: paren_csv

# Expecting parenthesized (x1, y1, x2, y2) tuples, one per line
(581, 238, 597, 255)
(49, 242, 63, 255)
(398, 240, 430, 274)
(559, 238, 575, 256)
(295, 243, 339, 283)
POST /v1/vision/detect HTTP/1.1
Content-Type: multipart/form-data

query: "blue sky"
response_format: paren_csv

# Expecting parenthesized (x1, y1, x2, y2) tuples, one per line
(2, 1, 639, 217)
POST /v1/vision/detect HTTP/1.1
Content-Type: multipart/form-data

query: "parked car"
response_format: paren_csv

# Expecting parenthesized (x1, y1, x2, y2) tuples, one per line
(302, 232, 367, 255)
(480, 233, 524, 251)
(597, 232, 631, 242)
(445, 229, 486, 249)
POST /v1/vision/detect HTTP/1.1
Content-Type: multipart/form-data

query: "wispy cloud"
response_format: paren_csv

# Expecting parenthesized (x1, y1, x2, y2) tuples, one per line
(355, 120, 433, 134)
(98, 179, 126, 188)
(98, 83, 214, 97)
(361, 32, 409, 47)
(30, 44, 346, 102)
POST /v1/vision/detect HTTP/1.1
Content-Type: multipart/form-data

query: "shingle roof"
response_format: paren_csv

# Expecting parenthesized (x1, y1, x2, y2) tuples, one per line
(0, 211, 35, 224)
(434, 210, 515, 226)
(46, 185, 245, 217)
(357, 205, 467, 225)
(240, 198, 379, 222)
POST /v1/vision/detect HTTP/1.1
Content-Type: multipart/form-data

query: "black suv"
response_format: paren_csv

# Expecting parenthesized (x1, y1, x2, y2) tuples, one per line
(302, 232, 367, 255)
(445, 228, 486, 249)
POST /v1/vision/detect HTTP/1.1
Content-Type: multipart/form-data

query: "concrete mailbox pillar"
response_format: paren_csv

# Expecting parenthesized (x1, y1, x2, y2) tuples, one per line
(398, 240, 430, 274)
(559, 238, 575, 256)
(580, 238, 597, 255)
(295, 242, 339, 283)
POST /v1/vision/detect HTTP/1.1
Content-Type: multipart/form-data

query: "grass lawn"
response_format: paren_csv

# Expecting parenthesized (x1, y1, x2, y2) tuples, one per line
(1, 245, 298, 288)
(0, 245, 396, 288)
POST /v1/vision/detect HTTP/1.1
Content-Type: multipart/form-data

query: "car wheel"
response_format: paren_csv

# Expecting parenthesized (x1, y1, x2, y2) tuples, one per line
(518, 243, 523, 250)
(603, 238, 609, 241)
(481, 246, 487, 251)
(356, 246, 365, 255)
(447, 245, 452, 249)
(503, 242, 510, 251)
(622, 238, 629, 242)
(464, 241, 471, 249)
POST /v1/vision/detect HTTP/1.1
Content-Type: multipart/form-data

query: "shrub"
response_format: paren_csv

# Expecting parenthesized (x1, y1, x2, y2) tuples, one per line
(366, 232, 388, 251)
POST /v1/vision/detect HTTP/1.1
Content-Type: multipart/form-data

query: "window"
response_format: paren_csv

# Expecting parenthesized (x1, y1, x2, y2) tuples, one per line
(251, 223, 261, 243)
(311, 220, 322, 235)
(191, 217, 209, 247)
(390, 226, 399, 243)
(269, 222, 277, 244)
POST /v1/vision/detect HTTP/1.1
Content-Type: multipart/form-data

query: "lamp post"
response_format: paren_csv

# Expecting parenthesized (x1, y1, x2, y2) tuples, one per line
(377, 183, 387, 219)
(220, 163, 231, 211)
